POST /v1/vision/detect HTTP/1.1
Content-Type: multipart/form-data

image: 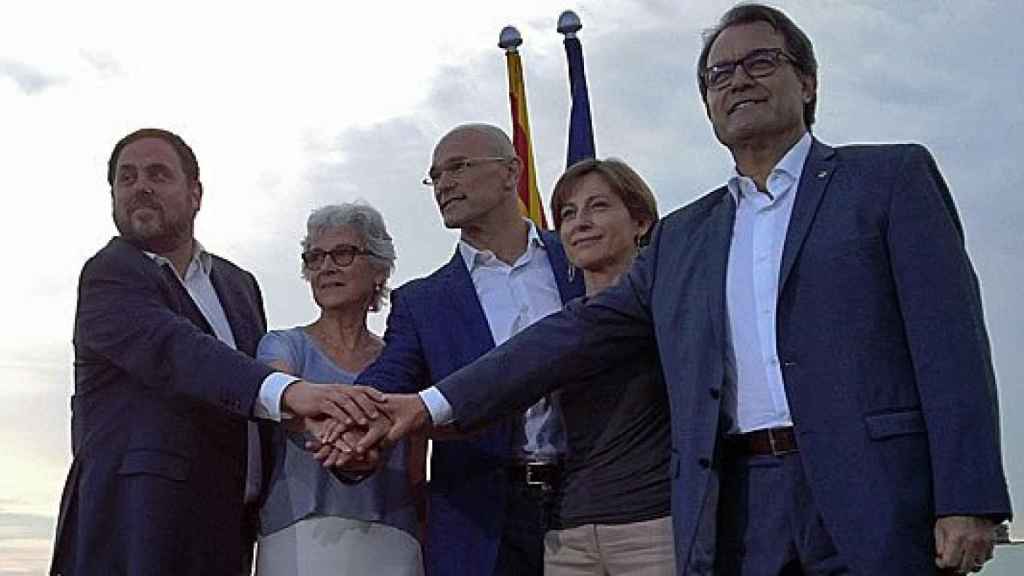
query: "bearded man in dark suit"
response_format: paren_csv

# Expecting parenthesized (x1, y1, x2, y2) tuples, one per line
(51, 128, 382, 575)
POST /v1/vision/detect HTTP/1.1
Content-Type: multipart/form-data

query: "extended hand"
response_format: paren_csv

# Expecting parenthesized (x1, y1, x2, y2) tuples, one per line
(281, 380, 386, 425)
(935, 515, 996, 573)
(354, 393, 432, 453)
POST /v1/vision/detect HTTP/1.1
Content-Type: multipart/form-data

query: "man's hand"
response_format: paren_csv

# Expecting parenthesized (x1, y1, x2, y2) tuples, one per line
(354, 393, 432, 453)
(935, 515, 996, 573)
(280, 380, 386, 425)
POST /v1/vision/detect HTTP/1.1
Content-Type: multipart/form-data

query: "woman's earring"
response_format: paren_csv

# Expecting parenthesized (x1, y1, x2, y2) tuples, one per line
(567, 264, 575, 283)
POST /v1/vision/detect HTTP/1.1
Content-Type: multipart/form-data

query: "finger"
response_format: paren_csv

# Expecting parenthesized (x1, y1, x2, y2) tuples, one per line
(324, 446, 356, 468)
(356, 385, 387, 403)
(310, 443, 334, 462)
(326, 392, 371, 426)
(355, 421, 391, 453)
(322, 419, 344, 444)
(351, 386, 386, 411)
(333, 434, 358, 454)
(316, 400, 355, 427)
(961, 532, 993, 573)
(937, 532, 966, 570)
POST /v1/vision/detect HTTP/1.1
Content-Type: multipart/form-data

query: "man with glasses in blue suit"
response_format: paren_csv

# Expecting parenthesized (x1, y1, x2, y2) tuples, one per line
(352, 123, 584, 575)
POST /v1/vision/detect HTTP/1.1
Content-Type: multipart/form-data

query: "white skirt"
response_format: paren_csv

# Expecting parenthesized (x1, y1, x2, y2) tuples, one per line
(256, 515, 424, 576)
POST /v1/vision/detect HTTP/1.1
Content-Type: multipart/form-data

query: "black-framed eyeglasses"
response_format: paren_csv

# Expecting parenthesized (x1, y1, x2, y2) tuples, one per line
(702, 48, 795, 91)
(301, 245, 373, 270)
(422, 156, 511, 187)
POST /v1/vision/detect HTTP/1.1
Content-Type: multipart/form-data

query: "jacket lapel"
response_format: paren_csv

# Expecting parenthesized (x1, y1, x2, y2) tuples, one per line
(209, 263, 259, 354)
(704, 190, 736, 354)
(779, 139, 836, 292)
(439, 250, 496, 357)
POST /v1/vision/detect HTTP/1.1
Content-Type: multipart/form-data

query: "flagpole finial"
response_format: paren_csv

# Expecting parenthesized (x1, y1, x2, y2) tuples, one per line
(499, 26, 523, 52)
(557, 10, 582, 38)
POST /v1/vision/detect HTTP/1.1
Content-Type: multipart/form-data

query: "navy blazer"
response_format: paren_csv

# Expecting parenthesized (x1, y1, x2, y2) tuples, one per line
(437, 141, 1012, 575)
(357, 229, 582, 576)
(51, 237, 274, 576)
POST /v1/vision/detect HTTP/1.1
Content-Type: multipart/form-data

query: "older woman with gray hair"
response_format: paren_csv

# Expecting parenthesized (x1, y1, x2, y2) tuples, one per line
(255, 202, 424, 575)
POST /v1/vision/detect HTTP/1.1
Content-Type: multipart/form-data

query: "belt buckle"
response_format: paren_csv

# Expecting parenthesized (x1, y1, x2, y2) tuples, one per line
(524, 462, 549, 490)
(767, 428, 796, 456)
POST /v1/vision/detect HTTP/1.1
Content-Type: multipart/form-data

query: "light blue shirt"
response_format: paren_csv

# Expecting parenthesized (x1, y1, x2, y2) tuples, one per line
(723, 132, 812, 433)
(257, 328, 419, 537)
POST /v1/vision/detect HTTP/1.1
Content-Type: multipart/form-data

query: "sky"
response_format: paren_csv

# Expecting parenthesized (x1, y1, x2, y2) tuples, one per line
(2, 0, 1022, 573)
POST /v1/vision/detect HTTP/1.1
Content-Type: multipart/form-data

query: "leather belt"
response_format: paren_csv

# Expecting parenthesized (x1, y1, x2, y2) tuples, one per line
(507, 461, 561, 491)
(725, 426, 798, 457)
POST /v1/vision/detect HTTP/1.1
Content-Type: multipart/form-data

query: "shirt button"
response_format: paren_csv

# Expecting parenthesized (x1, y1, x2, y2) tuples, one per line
(768, 358, 779, 366)
(709, 388, 721, 400)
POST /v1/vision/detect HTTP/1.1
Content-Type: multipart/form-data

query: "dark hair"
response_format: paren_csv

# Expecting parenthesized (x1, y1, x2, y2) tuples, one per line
(107, 128, 201, 186)
(697, 3, 818, 128)
(550, 157, 659, 237)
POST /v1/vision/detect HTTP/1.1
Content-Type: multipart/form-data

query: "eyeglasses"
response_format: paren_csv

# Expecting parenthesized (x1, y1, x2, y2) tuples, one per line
(301, 245, 373, 270)
(422, 156, 511, 187)
(702, 48, 795, 91)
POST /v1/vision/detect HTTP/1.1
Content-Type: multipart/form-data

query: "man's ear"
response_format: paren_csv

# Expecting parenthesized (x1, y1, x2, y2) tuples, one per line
(507, 157, 522, 189)
(191, 180, 203, 214)
(801, 74, 817, 104)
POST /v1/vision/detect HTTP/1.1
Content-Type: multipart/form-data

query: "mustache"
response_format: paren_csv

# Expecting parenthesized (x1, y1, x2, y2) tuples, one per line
(123, 194, 162, 213)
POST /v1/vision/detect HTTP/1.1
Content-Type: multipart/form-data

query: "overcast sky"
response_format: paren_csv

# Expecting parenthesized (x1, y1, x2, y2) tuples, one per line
(2, 0, 1022, 573)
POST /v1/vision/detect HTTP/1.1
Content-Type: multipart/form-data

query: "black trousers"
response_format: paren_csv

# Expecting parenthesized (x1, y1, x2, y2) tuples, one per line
(493, 479, 557, 576)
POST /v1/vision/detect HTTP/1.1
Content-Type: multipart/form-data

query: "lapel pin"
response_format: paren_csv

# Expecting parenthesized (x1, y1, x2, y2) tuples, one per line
(816, 170, 828, 179)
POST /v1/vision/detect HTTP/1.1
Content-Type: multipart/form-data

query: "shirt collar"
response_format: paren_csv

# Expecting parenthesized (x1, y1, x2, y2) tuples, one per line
(144, 240, 213, 279)
(458, 219, 546, 271)
(727, 131, 813, 204)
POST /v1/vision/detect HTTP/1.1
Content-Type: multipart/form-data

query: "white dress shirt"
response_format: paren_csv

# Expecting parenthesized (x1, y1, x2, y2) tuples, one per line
(723, 132, 812, 433)
(420, 221, 566, 460)
(146, 242, 295, 421)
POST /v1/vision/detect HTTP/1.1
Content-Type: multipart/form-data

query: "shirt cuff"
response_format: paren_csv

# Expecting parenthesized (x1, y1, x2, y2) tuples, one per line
(419, 386, 454, 426)
(255, 372, 300, 421)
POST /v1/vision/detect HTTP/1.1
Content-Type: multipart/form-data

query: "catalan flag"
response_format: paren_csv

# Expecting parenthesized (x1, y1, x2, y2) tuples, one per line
(500, 26, 548, 229)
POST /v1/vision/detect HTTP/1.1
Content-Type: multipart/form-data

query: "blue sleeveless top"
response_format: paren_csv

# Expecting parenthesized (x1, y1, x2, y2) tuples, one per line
(256, 328, 418, 538)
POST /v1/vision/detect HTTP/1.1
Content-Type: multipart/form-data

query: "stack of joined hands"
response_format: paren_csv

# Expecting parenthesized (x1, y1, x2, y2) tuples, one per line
(296, 388, 430, 473)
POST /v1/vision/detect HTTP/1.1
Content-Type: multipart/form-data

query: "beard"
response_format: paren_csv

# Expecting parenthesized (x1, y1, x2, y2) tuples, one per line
(113, 195, 193, 254)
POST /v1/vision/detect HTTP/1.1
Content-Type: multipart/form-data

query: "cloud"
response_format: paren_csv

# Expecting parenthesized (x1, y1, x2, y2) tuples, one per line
(79, 50, 122, 78)
(0, 59, 62, 95)
(0, 512, 53, 540)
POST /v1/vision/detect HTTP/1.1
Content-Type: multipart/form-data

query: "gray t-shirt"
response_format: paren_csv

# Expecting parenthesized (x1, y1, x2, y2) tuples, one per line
(553, 343, 672, 529)
(257, 328, 418, 538)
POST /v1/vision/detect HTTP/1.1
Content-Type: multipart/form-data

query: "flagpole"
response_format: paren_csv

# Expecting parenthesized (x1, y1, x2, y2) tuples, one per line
(499, 26, 548, 229)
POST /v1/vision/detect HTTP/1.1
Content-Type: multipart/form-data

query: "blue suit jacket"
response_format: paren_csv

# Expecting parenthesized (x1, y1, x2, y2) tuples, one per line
(437, 141, 1012, 575)
(357, 230, 582, 575)
(51, 237, 274, 576)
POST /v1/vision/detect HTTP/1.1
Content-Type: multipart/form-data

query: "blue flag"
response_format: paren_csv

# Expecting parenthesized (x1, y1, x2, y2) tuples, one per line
(564, 35, 596, 167)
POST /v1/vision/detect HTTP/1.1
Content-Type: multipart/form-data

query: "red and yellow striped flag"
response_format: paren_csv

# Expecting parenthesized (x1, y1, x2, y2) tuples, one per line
(505, 46, 548, 229)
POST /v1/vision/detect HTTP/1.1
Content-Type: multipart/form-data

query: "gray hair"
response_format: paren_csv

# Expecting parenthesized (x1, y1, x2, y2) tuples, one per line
(301, 201, 396, 311)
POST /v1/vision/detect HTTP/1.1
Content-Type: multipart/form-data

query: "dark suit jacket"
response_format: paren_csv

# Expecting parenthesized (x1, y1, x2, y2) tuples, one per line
(356, 230, 583, 576)
(437, 141, 1012, 575)
(51, 237, 274, 576)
